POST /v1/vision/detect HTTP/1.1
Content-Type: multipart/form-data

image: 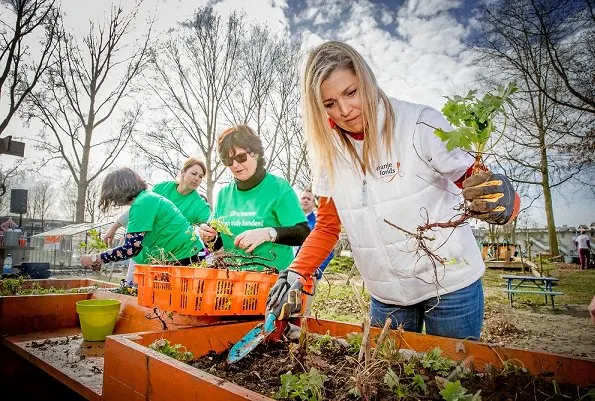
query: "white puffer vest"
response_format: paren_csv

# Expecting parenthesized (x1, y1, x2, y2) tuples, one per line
(314, 98, 485, 305)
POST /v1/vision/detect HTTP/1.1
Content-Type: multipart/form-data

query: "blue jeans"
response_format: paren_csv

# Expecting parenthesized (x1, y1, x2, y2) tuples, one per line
(369, 279, 484, 340)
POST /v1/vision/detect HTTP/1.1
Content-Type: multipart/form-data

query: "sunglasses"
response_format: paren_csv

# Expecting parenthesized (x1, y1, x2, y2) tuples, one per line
(222, 152, 253, 166)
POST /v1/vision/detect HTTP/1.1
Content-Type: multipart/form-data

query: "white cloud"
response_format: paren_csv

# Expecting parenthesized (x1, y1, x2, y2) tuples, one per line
(380, 9, 393, 25)
(403, 0, 462, 18)
(296, 0, 476, 109)
(295, 0, 343, 26)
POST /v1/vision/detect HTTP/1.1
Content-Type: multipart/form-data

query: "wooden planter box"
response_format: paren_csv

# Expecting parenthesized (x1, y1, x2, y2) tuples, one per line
(0, 279, 119, 335)
(0, 282, 257, 401)
(102, 319, 595, 401)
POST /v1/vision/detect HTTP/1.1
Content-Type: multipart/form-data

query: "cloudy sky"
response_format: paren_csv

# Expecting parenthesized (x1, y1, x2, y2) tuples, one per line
(4, 0, 592, 228)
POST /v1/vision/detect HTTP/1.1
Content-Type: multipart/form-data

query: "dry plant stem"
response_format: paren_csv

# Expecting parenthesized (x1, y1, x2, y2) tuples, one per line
(211, 251, 278, 273)
(145, 307, 169, 330)
(371, 318, 393, 360)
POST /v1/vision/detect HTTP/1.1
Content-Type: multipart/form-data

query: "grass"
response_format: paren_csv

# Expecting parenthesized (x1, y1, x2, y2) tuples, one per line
(482, 263, 595, 307)
(311, 275, 368, 323)
(324, 256, 355, 274)
(312, 257, 595, 320)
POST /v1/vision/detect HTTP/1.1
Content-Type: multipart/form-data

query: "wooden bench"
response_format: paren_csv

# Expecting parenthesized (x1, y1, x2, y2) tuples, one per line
(504, 289, 564, 308)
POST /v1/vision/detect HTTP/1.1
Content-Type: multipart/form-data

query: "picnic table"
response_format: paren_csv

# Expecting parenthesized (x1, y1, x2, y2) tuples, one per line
(501, 274, 563, 308)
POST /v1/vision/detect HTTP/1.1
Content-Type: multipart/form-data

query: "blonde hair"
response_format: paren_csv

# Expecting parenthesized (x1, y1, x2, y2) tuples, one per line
(302, 41, 395, 183)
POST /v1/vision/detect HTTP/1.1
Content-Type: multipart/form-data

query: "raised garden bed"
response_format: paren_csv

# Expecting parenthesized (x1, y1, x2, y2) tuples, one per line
(0, 284, 258, 401)
(103, 319, 595, 401)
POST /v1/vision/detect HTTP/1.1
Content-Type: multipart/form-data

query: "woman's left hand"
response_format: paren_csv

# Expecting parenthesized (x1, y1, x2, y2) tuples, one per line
(234, 228, 271, 253)
(80, 254, 102, 270)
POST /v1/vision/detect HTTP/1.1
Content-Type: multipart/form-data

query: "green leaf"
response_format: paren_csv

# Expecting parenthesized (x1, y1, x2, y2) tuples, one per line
(384, 367, 400, 389)
(440, 380, 481, 401)
(412, 374, 428, 394)
(436, 82, 517, 154)
(420, 347, 453, 374)
(403, 362, 415, 376)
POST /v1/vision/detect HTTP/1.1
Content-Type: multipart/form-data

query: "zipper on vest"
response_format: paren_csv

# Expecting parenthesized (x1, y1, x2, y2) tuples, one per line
(361, 176, 367, 206)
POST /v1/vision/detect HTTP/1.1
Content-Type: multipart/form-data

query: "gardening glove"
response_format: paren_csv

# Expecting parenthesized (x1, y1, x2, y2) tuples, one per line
(266, 269, 306, 320)
(462, 171, 519, 225)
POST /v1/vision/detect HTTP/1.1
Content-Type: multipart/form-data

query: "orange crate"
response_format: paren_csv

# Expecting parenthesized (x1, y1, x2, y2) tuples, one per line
(134, 265, 312, 316)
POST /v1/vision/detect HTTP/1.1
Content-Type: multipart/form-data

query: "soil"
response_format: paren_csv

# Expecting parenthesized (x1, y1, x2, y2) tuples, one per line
(482, 287, 595, 358)
(21, 335, 105, 394)
(317, 273, 595, 360)
(192, 333, 589, 401)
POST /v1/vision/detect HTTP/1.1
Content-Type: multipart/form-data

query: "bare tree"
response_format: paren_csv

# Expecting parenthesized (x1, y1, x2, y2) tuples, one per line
(24, 3, 151, 222)
(0, 158, 24, 212)
(136, 7, 242, 202)
(84, 178, 101, 223)
(471, 0, 594, 256)
(0, 0, 59, 136)
(27, 177, 53, 230)
(265, 39, 311, 187)
(60, 176, 76, 222)
(136, 7, 309, 202)
(526, 0, 595, 113)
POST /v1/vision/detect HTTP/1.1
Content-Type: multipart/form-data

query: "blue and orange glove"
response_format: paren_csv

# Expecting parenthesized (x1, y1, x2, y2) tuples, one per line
(266, 269, 306, 319)
(462, 171, 520, 225)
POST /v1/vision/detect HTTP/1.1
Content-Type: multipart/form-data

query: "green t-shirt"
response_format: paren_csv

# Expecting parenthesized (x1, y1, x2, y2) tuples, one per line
(213, 173, 306, 272)
(152, 181, 211, 225)
(128, 190, 204, 264)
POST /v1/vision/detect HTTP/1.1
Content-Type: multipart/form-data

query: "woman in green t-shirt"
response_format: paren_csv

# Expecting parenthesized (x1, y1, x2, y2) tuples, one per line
(102, 157, 211, 282)
(198, 125, 309, 272)
(80, 168, 205, 270)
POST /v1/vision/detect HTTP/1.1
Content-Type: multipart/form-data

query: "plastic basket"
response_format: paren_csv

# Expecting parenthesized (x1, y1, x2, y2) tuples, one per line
(134, 265, 312, 316)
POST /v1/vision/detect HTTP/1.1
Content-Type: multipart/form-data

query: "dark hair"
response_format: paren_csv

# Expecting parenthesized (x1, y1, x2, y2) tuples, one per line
(99, 168, 148, 212)
(217, 125, 266, 168)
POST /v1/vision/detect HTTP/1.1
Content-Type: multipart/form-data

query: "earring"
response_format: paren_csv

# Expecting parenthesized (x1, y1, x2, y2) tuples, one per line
(328, 117, 337, 129)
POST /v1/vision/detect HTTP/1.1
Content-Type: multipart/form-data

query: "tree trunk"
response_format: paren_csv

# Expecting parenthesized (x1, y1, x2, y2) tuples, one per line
(540, 140, 559, 256)
(76, 125, 92, 223)
(76, 178, 88, 223)
(206, 176, 214, 207)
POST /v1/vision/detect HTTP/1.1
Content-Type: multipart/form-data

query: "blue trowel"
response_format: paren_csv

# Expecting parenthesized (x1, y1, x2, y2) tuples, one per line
(226, 288, 300, 364)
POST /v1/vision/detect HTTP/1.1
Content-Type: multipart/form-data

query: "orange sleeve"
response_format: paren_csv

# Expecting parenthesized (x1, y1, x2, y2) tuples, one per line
(290, 196, 342, 277)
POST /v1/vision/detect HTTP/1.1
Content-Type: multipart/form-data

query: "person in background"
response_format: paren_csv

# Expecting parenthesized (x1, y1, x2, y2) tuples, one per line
(81, 168, 204, 269)
(299, 188, 334, 279)
(266, 41, 520, 340)
(198, 125, 309, 272)
(102, 157, 211, 284)
(575, 229, 591, 270)
(298, 188, 335, 315)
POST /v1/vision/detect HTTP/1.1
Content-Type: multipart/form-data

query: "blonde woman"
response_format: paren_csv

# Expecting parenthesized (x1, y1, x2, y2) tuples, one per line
(266, 41, 520, 340)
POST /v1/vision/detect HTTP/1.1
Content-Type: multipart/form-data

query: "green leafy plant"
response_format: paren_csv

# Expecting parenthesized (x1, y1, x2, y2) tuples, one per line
(420, 347, 453, 375)
(383, 367, 410, 399)
(148, 338, 193, 362)
(411, 373, 428, 395)
(440, 380, 481, 401)
(307, 331, 334, 355)
(435, 82, 517, 157)
(346, 332, 363, 355)
(210, 218, 233, 237)
(78, 228, 108, 254)
(276, 367, 327, 401)
(383, 365, 429, 399)
(0, 277, 95, 296)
